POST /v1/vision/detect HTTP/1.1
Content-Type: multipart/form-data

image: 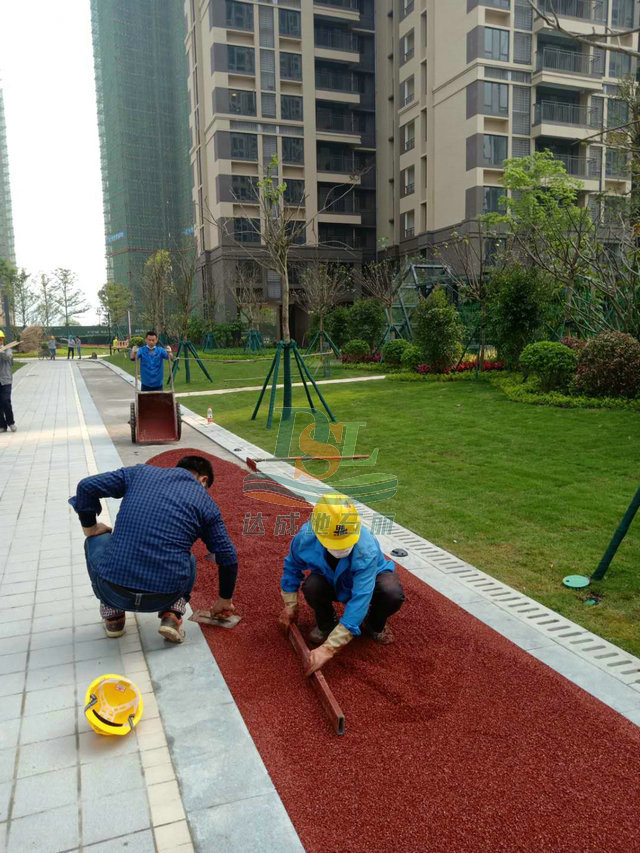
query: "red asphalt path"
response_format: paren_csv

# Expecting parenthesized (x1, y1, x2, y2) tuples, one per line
(149, 450, 640, 853)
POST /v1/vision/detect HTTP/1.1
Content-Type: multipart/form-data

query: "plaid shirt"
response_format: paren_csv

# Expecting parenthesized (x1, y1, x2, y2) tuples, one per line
(69, 465, 238, 594)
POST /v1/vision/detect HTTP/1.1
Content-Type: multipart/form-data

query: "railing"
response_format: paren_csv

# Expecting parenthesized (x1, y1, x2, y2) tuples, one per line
(536, 47, 600, 76)
(403, 137, 415, 152)
(538, 0, 606, 22)
(606, 154, 631, 178)
(402, 48, 415, 64)
(314, 30, 360, 52)
(401, 92, 415, 107)
(319, 194, 359, 214)
(533, 100, 595, 126)
(552, 154, 599, 177)
(317, 154, 356, 172)
(315, 0, 359, 8)
(400, 0, 415, 18)
(401, 182, 415, 196)
(403, 227, 415, 238)
(316, 112, 359, 133)
(315, 70, 361, 93)
(481, 0, 510, 8)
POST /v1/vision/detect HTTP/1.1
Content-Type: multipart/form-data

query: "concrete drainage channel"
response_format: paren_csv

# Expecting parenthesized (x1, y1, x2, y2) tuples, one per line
(101, 358, 640, 721)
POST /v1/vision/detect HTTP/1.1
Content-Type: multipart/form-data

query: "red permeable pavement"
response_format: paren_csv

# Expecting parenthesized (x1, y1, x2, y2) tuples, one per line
(148, 449, 640, 853)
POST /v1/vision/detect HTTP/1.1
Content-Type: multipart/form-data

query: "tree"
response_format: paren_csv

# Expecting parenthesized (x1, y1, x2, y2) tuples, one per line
(412, 289, 465, 373)
(228, 261, 266, 329)
(37, 274, 59, 328)
(529, 1, 640, 59)
(142, 250, 173, 335)
(347, 298, 387, 351)
(168, 248, 196, 342)
(54, 268, 90, 330)
(0, 257, 17, 335)
(12, 270, 38, 328)
(97, 282, 132, 335)
(298, 262, 352, 351)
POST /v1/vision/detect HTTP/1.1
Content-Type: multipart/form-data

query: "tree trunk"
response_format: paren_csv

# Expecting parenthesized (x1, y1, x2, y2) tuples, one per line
(281, 268, 290, 343)
(282, 341, 292, 421)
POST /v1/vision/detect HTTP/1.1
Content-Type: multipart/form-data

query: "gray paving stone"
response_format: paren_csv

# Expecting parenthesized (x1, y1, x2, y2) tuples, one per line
(3, 593, 35, 609)
(190, 794, 304, 853)
(0, 620, 31, 640)
(6, 803, 78, 853)
(12, 766, 78, 818)
(0, 693, 23, 721)
(0, 747, 17, 783)
(34, 587, 69, 604)
(73, 639, 118, 662)
(78, 730, 138, 765)
(73, 624, 105, 643)
(80, 753, 144, 800)
(3, 606, 33, 624)
(0, 719, 20, 750)
(0, 581, 35, 596)
(32, 600, 72, 619)
(0, 672, 25, 699)
(35, 576, 71, 592)
(30, 628, 73, 650)
(84, 829, 156, 853)
(28, 645, 75, 671)
(0, 636, 29, 656)
(0, 653, 27, 676)
(82, 787, 151, 846)
(31, 613, 73, 634)
(17, 735, 78, 778)
(0, 780, 10, 822)
(25, 662, 75, 693)
(20, 707, 77, 744)
(75, 656, 124, 686)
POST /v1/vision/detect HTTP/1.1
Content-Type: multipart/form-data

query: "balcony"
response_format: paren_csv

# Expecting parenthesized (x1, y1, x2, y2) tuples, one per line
(317, 154, 356, 173)
(538, 0, 606, 22)
(316, 110, 361, 136)
(315, 0, 359, 8)
(606, 154, 631, 179)
(315, 69, 361, 94)
(400, 0, 415, 18)
(314, 29, 360, 53)
(533, 100, 597, 128)
(402, 227, 415, 239)
(401, 182, 415, 197)
(553, 154, 599, 178)
(480, 0, 511, 8)
(536, 47, 601, 77)
(401, 48, 415, 64)
(403, 138, 415, 153)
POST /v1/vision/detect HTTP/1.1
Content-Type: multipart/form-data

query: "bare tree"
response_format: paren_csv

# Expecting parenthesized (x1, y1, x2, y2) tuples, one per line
(170, 248, 197, 341)
(354, 259, 401, 335)
(141, 250, 173, 334)
(97, 282, 132, 335)
(37, 274, 60, 328)
(54, 268, 90, 330)
(298, 262, 353, 351)
(12, 270, 38, 328)
(227, 261, 266, 329)
(529, 1, 640, 58)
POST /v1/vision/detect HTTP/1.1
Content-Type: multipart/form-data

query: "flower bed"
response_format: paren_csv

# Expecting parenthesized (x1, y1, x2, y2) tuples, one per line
(416, 360, 504, 375)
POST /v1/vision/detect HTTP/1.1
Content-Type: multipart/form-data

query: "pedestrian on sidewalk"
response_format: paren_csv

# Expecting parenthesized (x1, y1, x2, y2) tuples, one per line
(69, 455, 238, 642)
(132, 330, 172, 391)
(75, 335, 82, 359)
(67, 334, 75, 359)
(48, 336, 56, 359)
(0, 330, 17, 433)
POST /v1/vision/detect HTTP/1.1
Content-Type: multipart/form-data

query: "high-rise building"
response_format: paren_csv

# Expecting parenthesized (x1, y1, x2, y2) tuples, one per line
(0, 87, 15, 265)
(186, 0, 376, 337)
(376, 0, 635, 258)
(90, 0, 193, 318)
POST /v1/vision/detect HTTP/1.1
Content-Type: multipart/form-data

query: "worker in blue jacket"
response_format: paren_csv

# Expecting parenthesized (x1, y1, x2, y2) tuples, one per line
(133, 330, 172, 391)
(279, 493, 405, 675)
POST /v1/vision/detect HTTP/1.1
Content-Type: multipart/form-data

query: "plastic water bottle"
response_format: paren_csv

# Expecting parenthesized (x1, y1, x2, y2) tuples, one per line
(207, 406, 213, 424)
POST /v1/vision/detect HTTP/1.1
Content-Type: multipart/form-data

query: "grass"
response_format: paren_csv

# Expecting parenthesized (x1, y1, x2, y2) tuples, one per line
(177, 376, 640, 657)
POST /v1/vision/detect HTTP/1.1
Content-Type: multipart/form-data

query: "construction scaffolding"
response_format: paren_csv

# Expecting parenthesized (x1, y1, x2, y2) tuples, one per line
(0, 87, 15, 265)
(90, 0, 193, 319)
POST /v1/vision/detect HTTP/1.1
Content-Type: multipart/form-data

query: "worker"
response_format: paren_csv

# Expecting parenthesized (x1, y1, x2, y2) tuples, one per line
(132, 330, 172, 391)
(48, 336, 57, 359)
(0, 330, 17, 433)
(279, 493, 405, 675)
(69, 455, 238, 642)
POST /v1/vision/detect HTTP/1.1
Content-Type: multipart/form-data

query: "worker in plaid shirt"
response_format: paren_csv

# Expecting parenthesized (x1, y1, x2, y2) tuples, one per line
(69, 455, 238, 643)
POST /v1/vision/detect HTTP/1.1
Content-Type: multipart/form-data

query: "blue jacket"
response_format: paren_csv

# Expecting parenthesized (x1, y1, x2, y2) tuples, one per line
(137, 345, 168, 387)
(281, 522, 395, 636)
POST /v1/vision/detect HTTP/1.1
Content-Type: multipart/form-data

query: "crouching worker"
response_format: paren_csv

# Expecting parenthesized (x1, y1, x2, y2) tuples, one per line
(279, 493, 405, 675)
(69, 455, 238, 643)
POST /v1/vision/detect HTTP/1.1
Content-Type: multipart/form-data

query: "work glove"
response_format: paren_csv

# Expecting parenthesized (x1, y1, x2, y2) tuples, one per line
(305, 623, 352, 676)
(279, 590, 299, 631)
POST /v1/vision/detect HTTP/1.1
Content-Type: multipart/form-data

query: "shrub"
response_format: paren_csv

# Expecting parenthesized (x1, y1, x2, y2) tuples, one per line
(347, 299, 386, 350)
(325, 306, 352, 348)
(212, 321, 243, 347)
(561, 335, 586, 354)
(573, 331, 640, 399)
(129, 335, 145, 348)
(401, 345, 423, 372)
(519, 341, 577, 392)
(19, 325, 44, 353)
(486, 265, 556, 368)
(341, 339, 370, 362)
(381, 338, 411, 365)
(411, 289, 464, 373)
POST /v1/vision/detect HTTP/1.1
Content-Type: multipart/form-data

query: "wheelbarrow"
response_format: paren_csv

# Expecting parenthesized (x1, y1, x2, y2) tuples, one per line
(130, 348, 181, 444)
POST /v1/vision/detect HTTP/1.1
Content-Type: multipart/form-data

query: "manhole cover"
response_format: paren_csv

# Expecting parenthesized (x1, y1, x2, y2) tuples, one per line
(562, 574, 590, 589)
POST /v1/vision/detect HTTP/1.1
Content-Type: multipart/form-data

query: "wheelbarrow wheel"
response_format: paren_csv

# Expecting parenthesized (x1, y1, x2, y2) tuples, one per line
(175, 401, 182, 440)
(130, 402, 137, 443)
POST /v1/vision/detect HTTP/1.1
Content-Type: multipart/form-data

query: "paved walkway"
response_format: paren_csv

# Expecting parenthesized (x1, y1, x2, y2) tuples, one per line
(0, 361, 301, 853)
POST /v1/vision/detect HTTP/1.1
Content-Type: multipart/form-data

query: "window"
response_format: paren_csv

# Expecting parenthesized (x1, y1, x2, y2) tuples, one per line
(260, 49, 276, 90)
(400, 76, 415, 107)
(281, 94, 303, 120)
(608, 98, 629, 129)
(402, 121, 415, 152)
(283, 179, 305, 205)
(401, 210, 415, 238)
(283, 137, 304, 163)
(483, 187, 504, 214)
(514, 33, 531, 65)
(279, 9, 301, 37)
(400, 0, 414, 18)
(234, 218, 260, 242)
(230, 133, 258, 160)
(512, 137, 530, 158)
(228, 89, 256, 115)
(610, 50, 632, 78)
(401, 166, 415, 196)
(612, 0, 635, 28)
(482, 134, 508, 166)
(401, 31, 414, 64)
(484, 28, 509, 62)
(226, 0, 253, 31)
(227, 46, 255, 74)
(261, 92, 276, 118)
(280, 52, 302, 80)
(231, 175, 258, 201)
(483, 81, 508, 116)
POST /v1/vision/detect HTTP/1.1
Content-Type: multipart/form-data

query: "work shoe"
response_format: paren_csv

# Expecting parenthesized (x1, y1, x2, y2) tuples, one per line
(158, 612, 185, 644)
(308, 624, 335, 645)
(104, 616, 126, 638)
(9, 425, 16, 432)
(362, 620, 395, 645)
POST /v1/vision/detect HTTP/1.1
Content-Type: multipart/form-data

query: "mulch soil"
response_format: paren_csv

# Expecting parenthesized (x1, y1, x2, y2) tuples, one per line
(148, 449, 640, 853)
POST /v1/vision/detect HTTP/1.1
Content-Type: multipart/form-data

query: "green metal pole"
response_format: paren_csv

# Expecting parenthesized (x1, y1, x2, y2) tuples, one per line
(188, 340, 213, 381)
(282, 341, 293, 422)
(591, 486, 640, 581)
(184, 342, 191, 384)
(294, 341, 336, 422)
(266, 344, 283, 430)
(305, 331, 319, 356)
(293, 345, 316, 411)
(251, 343, 279, 421)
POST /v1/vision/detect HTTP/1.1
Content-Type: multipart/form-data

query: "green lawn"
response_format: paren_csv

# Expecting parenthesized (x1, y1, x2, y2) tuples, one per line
(105, 352, 374, 392)
(179, 376, 640, 657)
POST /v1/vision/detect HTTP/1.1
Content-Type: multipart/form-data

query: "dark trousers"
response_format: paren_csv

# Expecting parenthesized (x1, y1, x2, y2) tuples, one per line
(0, 384, 14, 429)
(140, 384, 163, 392)
(67, 347, 74, 359)
(302, 571, 405, 633)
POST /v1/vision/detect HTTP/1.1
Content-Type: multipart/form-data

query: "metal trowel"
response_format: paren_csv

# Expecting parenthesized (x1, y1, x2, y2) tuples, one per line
(189, 610, 242, 629)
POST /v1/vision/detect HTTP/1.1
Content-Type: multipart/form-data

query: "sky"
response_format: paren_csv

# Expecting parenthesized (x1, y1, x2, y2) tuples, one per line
(0, 0, 104, 323)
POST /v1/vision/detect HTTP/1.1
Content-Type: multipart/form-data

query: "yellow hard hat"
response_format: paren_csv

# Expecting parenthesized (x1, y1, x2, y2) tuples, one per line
(0, 330, 5, 337)
(84, 674, 144, 737)
(310, 493, 361, 549)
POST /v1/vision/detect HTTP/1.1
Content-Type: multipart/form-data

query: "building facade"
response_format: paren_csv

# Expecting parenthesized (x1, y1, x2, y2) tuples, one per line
(0, 87, 15, 266)
(185, 0, 376, 337)
(376, 0, 636, 259)
(90, 0, 193, 318)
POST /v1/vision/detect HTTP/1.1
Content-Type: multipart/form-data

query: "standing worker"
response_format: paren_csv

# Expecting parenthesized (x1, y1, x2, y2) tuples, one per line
(69, 455, 239, 642)
(0, 330, 17, 432)
(132, 330, 172, 391)
(48, 336, 56, 359)
(75, 335, 82, 359)
(279, 493, 405, 675)
(67, 334, 75, 360)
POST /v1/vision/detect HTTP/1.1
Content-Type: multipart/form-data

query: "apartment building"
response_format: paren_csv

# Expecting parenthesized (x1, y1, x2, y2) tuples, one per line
(0, 88, 14, 266)
(185, 0, 376, 334)
(377, 0, 636, 259)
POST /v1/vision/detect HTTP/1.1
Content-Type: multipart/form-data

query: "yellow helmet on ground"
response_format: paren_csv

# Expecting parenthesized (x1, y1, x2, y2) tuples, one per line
(311, 493, 361, 549)
(84, 674, 144, 737)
